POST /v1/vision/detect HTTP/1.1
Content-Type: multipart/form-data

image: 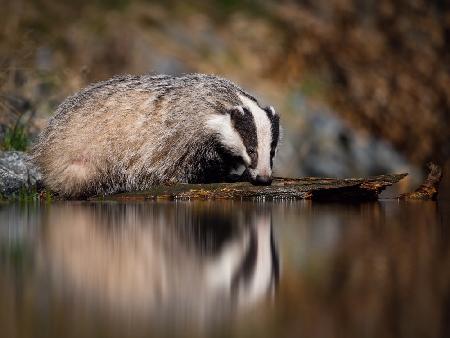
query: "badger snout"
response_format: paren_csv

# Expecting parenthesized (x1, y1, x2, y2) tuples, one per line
(246, 168, 273, 186)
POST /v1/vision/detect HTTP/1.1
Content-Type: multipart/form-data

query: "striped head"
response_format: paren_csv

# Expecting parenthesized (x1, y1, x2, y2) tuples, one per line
(207, 93, 280, 185)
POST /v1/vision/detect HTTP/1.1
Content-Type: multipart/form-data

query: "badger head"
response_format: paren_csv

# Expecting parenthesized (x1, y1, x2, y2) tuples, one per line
(207, 94, 280, 185)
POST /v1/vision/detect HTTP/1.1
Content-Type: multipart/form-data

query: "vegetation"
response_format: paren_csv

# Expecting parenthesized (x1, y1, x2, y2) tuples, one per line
(2, 124, 29, 151)
(0, 188, 53, 203)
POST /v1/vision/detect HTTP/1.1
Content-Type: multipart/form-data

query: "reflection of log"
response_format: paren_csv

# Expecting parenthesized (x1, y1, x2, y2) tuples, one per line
(94, 173, 408, 202)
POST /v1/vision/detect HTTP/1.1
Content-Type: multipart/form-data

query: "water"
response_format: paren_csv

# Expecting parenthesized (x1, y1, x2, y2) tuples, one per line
(0, 200, 449, 338)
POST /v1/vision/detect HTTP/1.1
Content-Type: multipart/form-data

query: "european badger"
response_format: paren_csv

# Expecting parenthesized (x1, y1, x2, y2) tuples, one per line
(32, 74, 280, 197)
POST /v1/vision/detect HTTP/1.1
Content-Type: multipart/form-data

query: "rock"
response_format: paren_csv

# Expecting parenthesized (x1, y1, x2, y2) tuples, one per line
(0, 151, 42, 198)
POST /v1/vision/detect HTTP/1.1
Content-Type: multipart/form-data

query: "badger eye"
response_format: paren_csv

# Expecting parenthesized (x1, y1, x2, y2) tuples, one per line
(247, 147, 256, 155)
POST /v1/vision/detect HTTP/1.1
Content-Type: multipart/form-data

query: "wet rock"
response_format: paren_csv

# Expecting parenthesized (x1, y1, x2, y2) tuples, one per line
(0, 151, 41, 198)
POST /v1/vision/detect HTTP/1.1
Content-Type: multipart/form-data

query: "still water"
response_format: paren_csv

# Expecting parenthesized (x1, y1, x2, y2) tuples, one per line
(0, 200, 449, 338)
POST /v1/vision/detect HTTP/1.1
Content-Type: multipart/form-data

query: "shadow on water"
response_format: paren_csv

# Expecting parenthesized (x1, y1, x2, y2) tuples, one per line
(0, 200, 449, 338)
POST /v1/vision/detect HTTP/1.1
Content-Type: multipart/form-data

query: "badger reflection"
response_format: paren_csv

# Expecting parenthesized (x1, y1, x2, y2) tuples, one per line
(40, 202, 278, 323)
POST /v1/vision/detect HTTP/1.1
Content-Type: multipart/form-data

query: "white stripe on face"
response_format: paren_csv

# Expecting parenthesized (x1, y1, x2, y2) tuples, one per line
(206, 113, 251, 166)
(238, 94, 272, 178)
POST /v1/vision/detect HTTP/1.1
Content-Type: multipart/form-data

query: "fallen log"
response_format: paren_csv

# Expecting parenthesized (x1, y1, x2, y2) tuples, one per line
(93, 173, 408, 202)
(399, 163, 443, 201)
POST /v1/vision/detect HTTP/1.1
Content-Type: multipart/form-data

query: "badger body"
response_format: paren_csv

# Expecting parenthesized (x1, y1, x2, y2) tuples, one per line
(32, 74, 280, 197)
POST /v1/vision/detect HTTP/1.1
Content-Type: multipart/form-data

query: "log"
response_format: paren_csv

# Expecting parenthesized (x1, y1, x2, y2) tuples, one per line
(92, 173, 408, 202)
(399, 163, 443, 201)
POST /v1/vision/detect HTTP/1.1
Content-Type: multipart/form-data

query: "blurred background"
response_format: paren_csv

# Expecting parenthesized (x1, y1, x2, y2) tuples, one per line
(1, 0, 449, 186)
(1, 3, 450, 336)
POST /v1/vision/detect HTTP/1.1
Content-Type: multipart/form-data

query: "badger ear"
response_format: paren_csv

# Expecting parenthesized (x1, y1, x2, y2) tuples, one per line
(268, 106, 277, 116)
(228, 106, 245, 115)
(226, 106, 246, 121)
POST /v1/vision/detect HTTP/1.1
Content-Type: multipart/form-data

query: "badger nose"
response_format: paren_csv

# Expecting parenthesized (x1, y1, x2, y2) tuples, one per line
(252, 175, 273, 186)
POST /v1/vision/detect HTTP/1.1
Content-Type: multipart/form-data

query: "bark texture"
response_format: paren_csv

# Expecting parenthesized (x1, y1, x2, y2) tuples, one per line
(399, 163, 443, 201)
(95, 173, 408, 202)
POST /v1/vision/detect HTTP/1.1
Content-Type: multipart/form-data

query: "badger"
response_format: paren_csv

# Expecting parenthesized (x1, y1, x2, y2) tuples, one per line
(32, 73, 280, 197)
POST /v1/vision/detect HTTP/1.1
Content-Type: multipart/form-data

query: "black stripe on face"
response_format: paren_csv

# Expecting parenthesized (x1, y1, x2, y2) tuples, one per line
(264, 107, 280, 168)
(229, 107, 258, 168)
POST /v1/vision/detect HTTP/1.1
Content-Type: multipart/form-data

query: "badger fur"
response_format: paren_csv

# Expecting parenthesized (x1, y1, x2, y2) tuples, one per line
(32, 74, 280, 197)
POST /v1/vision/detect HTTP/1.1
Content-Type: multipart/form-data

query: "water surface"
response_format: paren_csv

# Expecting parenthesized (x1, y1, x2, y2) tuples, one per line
(0, 200, 449, 338)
